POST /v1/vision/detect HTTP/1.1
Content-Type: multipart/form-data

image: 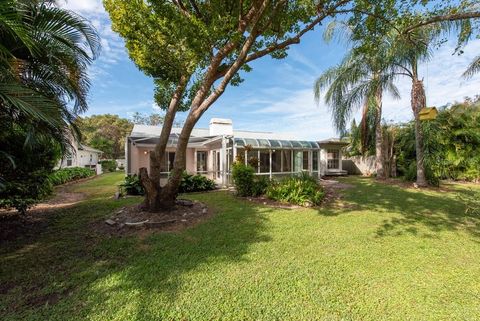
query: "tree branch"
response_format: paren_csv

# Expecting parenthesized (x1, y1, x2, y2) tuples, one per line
(404, 12, 480, 33)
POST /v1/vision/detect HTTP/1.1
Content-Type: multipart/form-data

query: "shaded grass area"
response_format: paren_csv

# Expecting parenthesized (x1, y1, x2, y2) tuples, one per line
(1, 173, 480, 320)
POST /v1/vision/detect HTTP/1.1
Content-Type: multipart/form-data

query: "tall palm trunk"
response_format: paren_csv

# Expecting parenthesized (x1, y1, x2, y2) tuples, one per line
(360, 98, 369, 154)
(374, 84, 385, 179)
(410, 62, 427, 187)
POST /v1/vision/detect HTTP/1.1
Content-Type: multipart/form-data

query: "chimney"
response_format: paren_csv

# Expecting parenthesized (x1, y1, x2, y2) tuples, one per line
(209, 118, 233, 136)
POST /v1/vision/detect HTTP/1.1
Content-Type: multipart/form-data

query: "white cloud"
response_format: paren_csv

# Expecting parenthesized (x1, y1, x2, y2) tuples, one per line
(245, 38, 480, 141)
(58, 0, 104, 13)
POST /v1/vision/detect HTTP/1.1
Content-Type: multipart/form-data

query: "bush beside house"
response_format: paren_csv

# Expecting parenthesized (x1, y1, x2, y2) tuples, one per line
(121, 172, 216, 196)
(231, 162, 325, 206)
(266, 173, 325, 206)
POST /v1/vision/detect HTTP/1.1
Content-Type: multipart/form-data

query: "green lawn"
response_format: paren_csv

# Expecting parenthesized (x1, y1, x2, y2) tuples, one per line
(1, 172, 480, 320)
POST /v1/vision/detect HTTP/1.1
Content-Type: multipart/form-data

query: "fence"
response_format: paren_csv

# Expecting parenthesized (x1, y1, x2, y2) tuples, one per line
(342, 156, 376, 175)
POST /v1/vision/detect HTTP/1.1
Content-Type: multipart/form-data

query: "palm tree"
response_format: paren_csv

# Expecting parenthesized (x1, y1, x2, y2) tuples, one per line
(0, 0, 100, 150)
(314, 46, 400, 179)
(0, 0, 99, 195)
(463, 55, 480, 79)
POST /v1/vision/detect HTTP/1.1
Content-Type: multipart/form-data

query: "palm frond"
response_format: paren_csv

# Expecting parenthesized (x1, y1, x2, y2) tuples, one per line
(462, 55, 480, 79)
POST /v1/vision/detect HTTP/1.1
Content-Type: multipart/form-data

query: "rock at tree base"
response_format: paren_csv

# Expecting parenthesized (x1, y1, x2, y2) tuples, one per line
(105, 219, 116, 226)
(176, 199, 194, 207)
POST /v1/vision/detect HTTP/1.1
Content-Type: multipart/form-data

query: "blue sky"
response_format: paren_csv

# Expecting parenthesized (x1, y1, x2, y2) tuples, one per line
(60, 0, 480, 140)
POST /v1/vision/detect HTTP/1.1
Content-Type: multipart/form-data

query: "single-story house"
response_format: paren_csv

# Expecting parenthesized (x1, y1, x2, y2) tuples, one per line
(57, 141, 103, 171)
(125, 118, 348, 186)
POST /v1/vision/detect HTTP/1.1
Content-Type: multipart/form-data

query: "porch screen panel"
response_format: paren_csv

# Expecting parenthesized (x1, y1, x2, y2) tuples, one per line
(294, 151, 303, 172)
(282, 150, 291, 172)
(302, 151, 309, 170)
(259, 151, 270, 173)
(247, 149, 259, 169)
(272, 150, 281, 172)
(312, 151, 319, 171)
(236, 148, 245, 163)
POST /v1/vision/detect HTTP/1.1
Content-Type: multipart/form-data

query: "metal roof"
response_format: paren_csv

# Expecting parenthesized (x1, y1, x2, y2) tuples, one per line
(234, 137, 319, 149)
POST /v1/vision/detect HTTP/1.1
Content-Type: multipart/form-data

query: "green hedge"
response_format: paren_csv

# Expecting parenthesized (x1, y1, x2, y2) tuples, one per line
(49, 167, 95, 186)
(99, 160, 117, 172)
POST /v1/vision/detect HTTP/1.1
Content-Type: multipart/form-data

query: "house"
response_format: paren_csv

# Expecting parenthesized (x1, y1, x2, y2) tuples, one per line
(125, 118, 348, 186)
(57, 141, 103, 172)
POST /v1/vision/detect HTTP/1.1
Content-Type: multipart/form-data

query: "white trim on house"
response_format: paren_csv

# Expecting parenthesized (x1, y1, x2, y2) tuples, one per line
(125, 119, 347, 186)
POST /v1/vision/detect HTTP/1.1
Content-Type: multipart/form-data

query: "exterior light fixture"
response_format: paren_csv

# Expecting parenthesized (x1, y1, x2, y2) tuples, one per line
(144, 151, 148, 155)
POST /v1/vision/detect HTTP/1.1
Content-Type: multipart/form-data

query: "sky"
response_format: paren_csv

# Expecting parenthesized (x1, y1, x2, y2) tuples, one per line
(59, 0, 480, 140)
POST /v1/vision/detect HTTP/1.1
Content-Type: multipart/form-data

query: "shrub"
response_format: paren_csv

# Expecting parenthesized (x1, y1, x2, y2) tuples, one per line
(99, 160, 117, 172)
(179, 172, 216, 193)
(0, 132, 61, 214)
(48, 167, 95, 186)
(232, 162, 255, 196)
(266, 172, 324, 206)
(121, 172, 216, 196)
(251, 176, 270, 197)
(121, 174, 144, 195)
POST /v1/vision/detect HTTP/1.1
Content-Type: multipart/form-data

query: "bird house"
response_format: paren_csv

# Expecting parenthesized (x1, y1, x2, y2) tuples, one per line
(419, 107, 438, 121)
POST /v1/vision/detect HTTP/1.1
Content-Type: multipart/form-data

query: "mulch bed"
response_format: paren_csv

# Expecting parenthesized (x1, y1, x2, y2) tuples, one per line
(239, 179, 355, 209)
(97, 199, 213, 236)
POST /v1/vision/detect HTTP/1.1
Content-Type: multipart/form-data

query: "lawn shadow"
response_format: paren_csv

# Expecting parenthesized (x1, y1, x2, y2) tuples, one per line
(0, 190, 272, 319)
(316, 177, 480, 239)
(78, 191, 273, 319)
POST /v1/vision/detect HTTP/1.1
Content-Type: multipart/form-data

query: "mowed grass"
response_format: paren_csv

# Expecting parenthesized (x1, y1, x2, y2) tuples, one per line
(1, 172, 480, 320)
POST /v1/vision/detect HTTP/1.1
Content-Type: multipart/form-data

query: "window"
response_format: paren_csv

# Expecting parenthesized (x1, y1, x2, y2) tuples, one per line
(66, 154, 72, 167)
(160, 152, 176, 172)
(302, 151, 309, 171)
(247, 149, 258, 169)
(327, 149, 339, 169)
(272, 150, 281, 172)
(236, 148, 245, 163)
(259, 150, 270, 173)
(89, 154, 93, 162)
(294, 151, 303, 172)
(312, 151, 318, 171)
(282, 150, 291, 172)
(196, 151, 207, 172)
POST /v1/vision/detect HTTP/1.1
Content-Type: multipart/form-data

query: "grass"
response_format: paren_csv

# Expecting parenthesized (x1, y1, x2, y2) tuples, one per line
(1, 172, 480, 320)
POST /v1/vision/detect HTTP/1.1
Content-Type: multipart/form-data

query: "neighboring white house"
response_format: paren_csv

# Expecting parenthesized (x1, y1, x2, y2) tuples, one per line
(125, 118, 348, 186)
(57, 141, 103, 170)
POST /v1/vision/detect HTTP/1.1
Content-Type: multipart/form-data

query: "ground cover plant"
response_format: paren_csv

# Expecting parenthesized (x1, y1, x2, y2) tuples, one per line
(3, 172, 480, 320)
(266, 172, 325, 206)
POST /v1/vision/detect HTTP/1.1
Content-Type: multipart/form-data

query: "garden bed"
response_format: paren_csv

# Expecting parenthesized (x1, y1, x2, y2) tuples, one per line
(98, 199, 212, 235)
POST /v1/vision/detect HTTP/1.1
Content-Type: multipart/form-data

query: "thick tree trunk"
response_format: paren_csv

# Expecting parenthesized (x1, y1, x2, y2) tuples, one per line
(140, 75, 189, 211)
(411, 79, 428, 187)
(374, 87, 385, 180)
(157, 111, 202, 207)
